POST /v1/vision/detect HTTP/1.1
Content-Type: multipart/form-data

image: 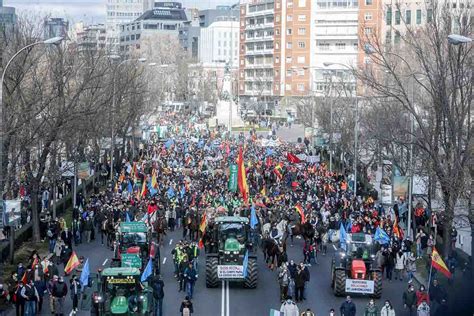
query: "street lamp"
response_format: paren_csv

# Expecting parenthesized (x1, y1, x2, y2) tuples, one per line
(0, 36, 63, 195)
(323, 62, 359, 195)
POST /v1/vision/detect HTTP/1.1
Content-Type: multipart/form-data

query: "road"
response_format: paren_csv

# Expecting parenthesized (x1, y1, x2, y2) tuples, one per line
(20, 226, 411, 316)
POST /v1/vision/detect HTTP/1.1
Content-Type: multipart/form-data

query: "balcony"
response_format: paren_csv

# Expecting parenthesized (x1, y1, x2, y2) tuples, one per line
(245, 9, 274, 18)
(245, 22, 274, 30)
(246, 35, 274, 42)
(245, 48, 274, 56)
(244, 63, 274, 69)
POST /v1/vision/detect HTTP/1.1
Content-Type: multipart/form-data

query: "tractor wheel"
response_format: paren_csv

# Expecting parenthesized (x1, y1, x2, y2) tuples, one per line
(333, 269, 346, 297)
(206, 256, 219, 288)
(243, 258, 258, 289)
(371, 271, 383, 299)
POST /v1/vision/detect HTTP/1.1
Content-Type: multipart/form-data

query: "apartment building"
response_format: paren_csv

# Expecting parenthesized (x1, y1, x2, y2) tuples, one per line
(106, 0, 148, 48)
(199, 19, 239, 65)
(77, 24, 107, 51)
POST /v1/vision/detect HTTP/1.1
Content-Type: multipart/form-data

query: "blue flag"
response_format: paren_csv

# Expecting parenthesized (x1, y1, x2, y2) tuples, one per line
(79, 258, 90, 288)
(141, 213, 148, 223)
(165, 139, 174, 149)
(167, 187, 175, 199)
(242, 250, 249, 278)
(127, 181, 133, 193)
(374, 227, 390, 245)
(149, 187, 158, 196)
(180, 186, 186, 199)
(250, 206, 258, 229)
(346, 220, 352, 233)
(126, 213, 131, 222)
(140, 258, 153, 282)
(265, 148, 274, 157)
(339, 222, 347, 250)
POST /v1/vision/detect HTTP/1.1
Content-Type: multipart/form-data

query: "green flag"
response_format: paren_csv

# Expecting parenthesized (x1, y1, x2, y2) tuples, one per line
(228, 164, 238, 192)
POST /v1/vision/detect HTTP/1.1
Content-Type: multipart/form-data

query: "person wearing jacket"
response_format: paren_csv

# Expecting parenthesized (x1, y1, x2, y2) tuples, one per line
(180, 296, 194, 316)
(52, 276, 68, 316)
(294, 265, 306, 302)
(340, 296, 356, 316)
(416, 285, 430, 306)
(278, 263, 290, 302)
(300, 308, 315, 316)
(403, 283, 417, 316)
(380, 300, 396, 316)
(280, 296, 299, 316)
(405, 252, 417, 281)
(417, 301, 430, 316)
(21, 280, 39, 316)
(183, 262, 197, 299)
(364, 299, 379, 316)
(394, 251, 405, 281)
(70, 275, 81, 313)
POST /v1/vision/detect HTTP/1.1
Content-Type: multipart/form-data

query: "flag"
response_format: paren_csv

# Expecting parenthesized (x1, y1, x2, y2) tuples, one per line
(199, 213, 207, 233)
(287, 152, 302, 163)
(250, 205, 258, 229)
(180, 186, 186, 198)
(242, 250, 249, 278)
(31, 257, 39, 269)
(431, 247, 452, 278)
(339, 222, 347, 250)
(118, 170, 125, 183)
(393, 217, 404, 239)
(21, 272, 27, 284)
(274, 163, 283, 180)
(79, 259, 90, 288)
(374, 227, 390, 245)
(131, 162, 138, 180)
(237, 147, 249, 203)
(64, 251, 80, 274)
(151, 169, 158, 189)
(126, 212, 131, 222)
(167, 187, 175, 199)
(198, 237, 204, 249)
(141, 177, 148, 198)
(127, 181, 133, 193)
(295, 203, 306, 224)
(260, 187, 266, 196)
(140, 258, 153, 282)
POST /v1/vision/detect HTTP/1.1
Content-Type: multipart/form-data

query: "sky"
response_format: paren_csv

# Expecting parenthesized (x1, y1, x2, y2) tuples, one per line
(4, 0, 238, 24)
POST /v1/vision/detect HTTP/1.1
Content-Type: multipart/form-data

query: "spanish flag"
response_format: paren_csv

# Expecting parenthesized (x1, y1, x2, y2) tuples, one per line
(431, 248, 452, 278)
(198, 237, 204, 249)
(151, 169, 158, 189)
(141, 177, 148, 198)
(131, 162, 138, 180)
(118, 170, 125, 183)
(64, 251, 80, 274)
(21, 271, 28, 284)
(237, 147, 249, 203)
(31, 257, 39, 269)
(295, 203, 306, 224)
(274, 163, 283, 180)
(199, 213, 207, 233)
(393, 217, 404, 239)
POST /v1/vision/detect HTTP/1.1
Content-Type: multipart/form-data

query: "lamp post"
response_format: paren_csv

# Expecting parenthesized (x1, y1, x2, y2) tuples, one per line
(0, 36, 63, 197)
(323, 62, 358, 194)
(109, 57, 146, 182)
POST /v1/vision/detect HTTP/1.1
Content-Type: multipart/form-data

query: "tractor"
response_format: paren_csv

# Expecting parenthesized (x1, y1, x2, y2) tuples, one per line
(90, 267, 154, 315)
(112, 222, 150, 269)
(331, 233, 382, 298)
(205, 216, 258, 288)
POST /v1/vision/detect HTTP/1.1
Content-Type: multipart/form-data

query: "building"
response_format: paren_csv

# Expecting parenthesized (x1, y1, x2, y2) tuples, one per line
(44, 18, 69, 40)
(76, 24, 107, 51)
(0, 0, 16, 34)
(106, 0, 148, 48)
(199, 19, 239, 65)
(179, 5, 239, 60)
(119, 3, 189, 53)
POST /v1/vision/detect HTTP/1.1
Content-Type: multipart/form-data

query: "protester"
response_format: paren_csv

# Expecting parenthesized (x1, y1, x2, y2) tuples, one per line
(340, 296, 356, 316)
(403, 283, 417, 316)
(380, 300, 396, 316)
(364, 299, 378, 316)
(280, 296, 299, 316)
(180, 296, 194, 316)
(151, 275, 165, 316)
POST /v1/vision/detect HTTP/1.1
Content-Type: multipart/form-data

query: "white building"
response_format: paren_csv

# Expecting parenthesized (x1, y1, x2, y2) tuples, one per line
(106, 0, 148, 48)
(199, 19, 239, 66)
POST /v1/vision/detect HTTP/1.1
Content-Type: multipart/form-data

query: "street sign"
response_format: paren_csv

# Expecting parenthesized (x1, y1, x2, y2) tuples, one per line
(121, 254, 142, 268)
(217, 265, 244, 279)
(345, 279, 375, 294)
(120, 222, 147, 233)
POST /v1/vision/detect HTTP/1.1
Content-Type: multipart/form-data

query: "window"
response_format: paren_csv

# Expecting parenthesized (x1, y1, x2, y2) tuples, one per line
(365, 13, 372, 21)
(395, 10, 400, 24)
(299, 0, 306, 7)
(298, 69, 305, 76)
(286, 69, 292, 77)
(297, 83, 305, 91)
(364, 27, 373, 35)
(318, 43, 329, 51)
(287, 1, 293, 8)
(298, 41, 306, 49)
(385, 31, 392, 44)
(286, 56, 292, 63)
(406, 10, 411, 25)
(394, 31, 400, 44)
(427, 9, 433, 22)
(287, 28, 292, 35)
(416, 9, 422, 24)
(286, 84, 291, 91)
(275, 29, 280, 35)
(276, 15, 280, 22)
(275, 56, 280, 63)
(298, 28, 306, 35)
(287, 42, 293, 49)
(336, 42, 346, 50)
(297, 56, 305, 63)
(298, 15, 306, 22)
(287, 15, 293, 22)
(275, 42, 279, 49)
(386, 8, 392, 25)
(365, 0, 373, 4)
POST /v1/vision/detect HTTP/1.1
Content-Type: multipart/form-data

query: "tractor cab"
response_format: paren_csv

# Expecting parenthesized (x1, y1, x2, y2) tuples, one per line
(345, 233, 376, 261)
(114, 222, 150, 269)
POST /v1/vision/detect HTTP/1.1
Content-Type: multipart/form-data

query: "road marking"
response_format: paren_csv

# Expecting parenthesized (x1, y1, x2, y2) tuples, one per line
(226, 280, 230, 316)
(102, 259, 108, 266)
(221, 281, 225, 316)
(332, 244, 337, 251)
(162, 257, 167, 265)
(169, 239, 173, 245)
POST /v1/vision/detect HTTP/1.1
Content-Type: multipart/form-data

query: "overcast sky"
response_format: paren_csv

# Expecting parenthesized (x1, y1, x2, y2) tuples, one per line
(4, 0, 238, 24)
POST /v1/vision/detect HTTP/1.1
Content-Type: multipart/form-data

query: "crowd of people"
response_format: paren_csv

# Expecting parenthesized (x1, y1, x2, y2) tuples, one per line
(0, 113, 459, 316)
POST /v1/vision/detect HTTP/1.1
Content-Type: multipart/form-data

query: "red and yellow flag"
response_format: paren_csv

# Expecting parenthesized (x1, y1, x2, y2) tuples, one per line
(295, 203, 306, 224)
(274, 163, 283, 180)
(151, 169, 158, 189)
(141, 177, 148, 198)
(393, 217, 404, 239)
(21, 272, 28, 284)
(237, 147, 249, 203)
(431, 248, 452, 278)
(64, 251, 80, 274)
(31, 257, 39, 269)
(199, 213, 207, 233)
(260, 186, 266, 196)
(118, 170, 125, 183)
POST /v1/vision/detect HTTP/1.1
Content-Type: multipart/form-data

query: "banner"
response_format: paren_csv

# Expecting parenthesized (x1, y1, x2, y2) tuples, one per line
(393, 176, 409, 200)
(77, 162, 90, 180)
(217, 265, 244, 278)
(228, 164, 238, 192)
(380, 160, 393, 205)
(2, 200, 21, 227)
(345, 279, 375, 294)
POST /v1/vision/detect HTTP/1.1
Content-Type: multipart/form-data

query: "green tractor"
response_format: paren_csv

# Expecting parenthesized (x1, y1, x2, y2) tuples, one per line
(205, 216, 258, 288)
(91, 267, 154, 315)
(331, 233, 383, 298)
(113, 222, 150, 269)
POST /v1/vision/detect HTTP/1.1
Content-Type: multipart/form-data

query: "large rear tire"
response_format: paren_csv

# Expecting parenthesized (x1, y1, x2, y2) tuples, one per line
(371, 271, 382, 298)
(243, 257, 258, 289)
(333, 269, 346, 296)
(206, 256, 219, 288)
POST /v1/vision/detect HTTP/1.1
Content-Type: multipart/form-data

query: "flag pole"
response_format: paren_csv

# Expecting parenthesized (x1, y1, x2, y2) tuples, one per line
(427, 253, 434, 294)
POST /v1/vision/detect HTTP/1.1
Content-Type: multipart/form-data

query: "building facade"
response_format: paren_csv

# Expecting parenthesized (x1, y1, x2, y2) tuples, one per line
(44, 18, 69, 40)
(0, 0, 16, 34)
(199, 19, 239, 65)
(106, 0, 148, 48)
(76, 24, 107, 51)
